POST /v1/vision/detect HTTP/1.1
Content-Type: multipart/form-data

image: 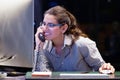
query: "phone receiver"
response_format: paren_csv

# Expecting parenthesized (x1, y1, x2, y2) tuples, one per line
(38, 33, 45, 42)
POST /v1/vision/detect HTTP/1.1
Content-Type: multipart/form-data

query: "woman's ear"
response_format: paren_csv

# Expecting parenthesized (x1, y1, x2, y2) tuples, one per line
(61, 24, 68, 34)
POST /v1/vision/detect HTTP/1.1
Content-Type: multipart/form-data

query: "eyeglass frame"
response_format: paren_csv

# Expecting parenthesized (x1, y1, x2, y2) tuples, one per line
(39, 22, 65, 28)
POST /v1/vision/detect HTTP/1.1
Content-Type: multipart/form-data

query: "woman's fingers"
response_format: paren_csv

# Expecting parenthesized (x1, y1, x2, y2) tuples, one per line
(35, 27, 44, 51)
(99, 63, 115, 74)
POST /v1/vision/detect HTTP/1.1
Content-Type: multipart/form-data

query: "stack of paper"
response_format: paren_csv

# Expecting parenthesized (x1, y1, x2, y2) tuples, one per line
(32, 72, 52, 77)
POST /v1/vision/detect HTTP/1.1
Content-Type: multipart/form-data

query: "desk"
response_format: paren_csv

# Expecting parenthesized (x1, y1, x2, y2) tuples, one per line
(0, 76, 25, 80)
(26, 71, 120, 80)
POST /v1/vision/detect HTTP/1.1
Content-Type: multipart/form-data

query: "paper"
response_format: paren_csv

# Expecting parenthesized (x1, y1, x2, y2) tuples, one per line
(32, 72, 52, 77)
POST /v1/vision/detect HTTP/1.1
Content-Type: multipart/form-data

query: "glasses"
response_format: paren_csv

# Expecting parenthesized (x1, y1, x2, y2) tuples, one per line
(39, 22, 64, 28)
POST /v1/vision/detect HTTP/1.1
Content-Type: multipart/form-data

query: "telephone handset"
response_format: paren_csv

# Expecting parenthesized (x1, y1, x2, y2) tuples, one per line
(38, 33, 45, 42)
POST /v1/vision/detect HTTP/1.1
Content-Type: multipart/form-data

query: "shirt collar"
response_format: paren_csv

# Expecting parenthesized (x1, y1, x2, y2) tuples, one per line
(63, 35, 73, 47)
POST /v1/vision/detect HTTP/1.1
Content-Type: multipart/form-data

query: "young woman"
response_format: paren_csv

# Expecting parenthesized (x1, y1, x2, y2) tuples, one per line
(33, 6, 115, 73)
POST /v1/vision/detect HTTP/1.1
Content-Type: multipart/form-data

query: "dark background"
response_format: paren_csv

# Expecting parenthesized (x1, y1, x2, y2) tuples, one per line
(34, 0, 120, 71)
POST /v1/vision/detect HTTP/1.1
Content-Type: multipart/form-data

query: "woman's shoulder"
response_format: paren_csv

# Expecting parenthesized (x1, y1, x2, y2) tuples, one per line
(75, 36, 96, 47)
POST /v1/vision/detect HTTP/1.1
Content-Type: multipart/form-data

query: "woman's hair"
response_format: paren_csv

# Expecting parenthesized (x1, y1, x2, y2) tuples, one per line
(44, 6, 87, 40)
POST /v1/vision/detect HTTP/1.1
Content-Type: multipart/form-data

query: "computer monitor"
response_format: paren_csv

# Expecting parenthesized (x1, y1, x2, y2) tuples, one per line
(0, 0, 33, 70)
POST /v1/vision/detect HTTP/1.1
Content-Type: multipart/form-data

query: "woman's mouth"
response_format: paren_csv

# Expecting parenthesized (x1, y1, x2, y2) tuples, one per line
(45, 32, 50, 36)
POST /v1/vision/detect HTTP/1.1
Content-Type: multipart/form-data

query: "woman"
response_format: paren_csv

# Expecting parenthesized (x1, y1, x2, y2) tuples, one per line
(33, 6, 115, 73)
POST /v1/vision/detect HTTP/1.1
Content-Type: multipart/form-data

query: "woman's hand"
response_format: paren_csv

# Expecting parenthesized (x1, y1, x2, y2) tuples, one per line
(35, 27, 44, 51)
(99, 63, 115, 74)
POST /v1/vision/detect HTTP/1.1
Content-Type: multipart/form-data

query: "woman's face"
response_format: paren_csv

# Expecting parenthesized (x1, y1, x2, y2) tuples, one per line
(41, 14, 64, 41)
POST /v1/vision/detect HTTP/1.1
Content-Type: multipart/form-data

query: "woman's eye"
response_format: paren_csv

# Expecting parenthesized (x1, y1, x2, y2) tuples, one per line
(48, 23, 55, 27)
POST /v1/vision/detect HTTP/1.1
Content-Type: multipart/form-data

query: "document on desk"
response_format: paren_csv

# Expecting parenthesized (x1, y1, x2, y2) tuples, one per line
(32, 72, 52, 77)
(59, 73, 110, 79)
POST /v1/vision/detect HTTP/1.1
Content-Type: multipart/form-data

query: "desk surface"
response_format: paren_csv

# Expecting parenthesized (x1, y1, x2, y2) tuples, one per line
(0, 76, 25, 80)
(26, 71, 120, 80)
